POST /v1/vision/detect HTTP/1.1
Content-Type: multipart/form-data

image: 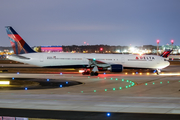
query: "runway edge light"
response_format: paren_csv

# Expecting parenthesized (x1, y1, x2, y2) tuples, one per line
(0, 81, 10, 85)
(107, 113, 111, 117)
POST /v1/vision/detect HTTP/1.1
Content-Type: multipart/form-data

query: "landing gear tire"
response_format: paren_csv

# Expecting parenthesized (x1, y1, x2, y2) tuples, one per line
(82, 71, 90, 75)
(156, 69, 161, 75)
(90, 72, 94, 76)
(156, 72, 159, 75)
(90, 72, 98, 76)
(94, 72, 98, 76)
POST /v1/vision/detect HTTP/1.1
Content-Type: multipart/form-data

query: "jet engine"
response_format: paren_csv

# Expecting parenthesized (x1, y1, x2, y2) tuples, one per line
(107, 64, 123, 72)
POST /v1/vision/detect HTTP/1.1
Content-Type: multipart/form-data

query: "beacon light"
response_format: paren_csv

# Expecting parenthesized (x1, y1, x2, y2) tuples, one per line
(157, 40, 160, 44)
(171, 40, 174, 44)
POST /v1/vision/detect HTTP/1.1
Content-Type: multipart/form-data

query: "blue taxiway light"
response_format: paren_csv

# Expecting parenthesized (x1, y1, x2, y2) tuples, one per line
(107, 113, 111, 117)
(47, 79, 49, 81)
(12, 77, 14, 80)
(136, 72, 138, 74)
(104, 73, 106, 74)
(17, 72, 19, 74)
(25, 88, 27, 90)
(60, 85, 62, 88)
(60, 73, 62, 75)
(66, 82, 68, 84)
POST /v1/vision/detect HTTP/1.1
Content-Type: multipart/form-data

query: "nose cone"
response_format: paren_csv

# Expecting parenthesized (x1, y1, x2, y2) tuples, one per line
(158, 60, 170, 69)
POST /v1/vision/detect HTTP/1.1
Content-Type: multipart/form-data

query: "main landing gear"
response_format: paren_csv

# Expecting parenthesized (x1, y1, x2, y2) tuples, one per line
(82, 70, 90, 75)
(90, 71, 98, 76)
(82, 66, 99, 76)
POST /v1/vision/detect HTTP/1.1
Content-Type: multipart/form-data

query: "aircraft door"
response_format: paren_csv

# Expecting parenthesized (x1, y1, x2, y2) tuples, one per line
(39, 54, 43, 62)
(121, 57, 125, 63)
(83, 57, 87, 63)
(157, 57, 161, 64)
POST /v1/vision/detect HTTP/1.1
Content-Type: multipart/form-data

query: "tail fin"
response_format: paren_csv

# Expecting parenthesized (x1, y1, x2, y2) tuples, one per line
(5, 26, 36, 54)
(160, 49, 172, 58)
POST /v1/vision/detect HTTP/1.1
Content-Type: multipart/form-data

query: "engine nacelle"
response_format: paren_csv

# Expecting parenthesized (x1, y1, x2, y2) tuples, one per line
(107, 64, 123, 72)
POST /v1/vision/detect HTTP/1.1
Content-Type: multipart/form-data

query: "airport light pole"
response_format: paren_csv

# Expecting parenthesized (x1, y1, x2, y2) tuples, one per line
(100, 47, 103, 53)
(156, 40, 160, 55)
(171, 40, 174, 50)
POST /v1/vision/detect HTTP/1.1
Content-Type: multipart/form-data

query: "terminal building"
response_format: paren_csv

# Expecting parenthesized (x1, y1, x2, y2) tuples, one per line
(40, 46, 63, 52)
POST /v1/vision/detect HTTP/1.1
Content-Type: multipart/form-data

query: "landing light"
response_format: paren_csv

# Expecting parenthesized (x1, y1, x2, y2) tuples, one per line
(79, 70, 84, 73)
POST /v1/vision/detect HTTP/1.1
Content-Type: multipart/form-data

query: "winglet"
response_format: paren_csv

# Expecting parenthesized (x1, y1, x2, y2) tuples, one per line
(5, 26, 36, 54)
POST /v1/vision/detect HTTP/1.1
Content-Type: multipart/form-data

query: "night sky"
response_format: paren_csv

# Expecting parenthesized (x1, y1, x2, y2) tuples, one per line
(1, 0, 180, 46)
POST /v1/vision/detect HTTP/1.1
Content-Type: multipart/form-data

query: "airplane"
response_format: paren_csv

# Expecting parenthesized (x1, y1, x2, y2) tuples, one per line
(5, 26, 170, 76)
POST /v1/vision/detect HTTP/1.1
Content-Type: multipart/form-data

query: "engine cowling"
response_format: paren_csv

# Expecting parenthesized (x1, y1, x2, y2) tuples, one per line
(108, 64, 123, 72)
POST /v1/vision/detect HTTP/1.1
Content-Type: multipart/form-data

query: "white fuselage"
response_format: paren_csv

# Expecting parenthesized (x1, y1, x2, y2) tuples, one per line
(8, 53, 170, 70)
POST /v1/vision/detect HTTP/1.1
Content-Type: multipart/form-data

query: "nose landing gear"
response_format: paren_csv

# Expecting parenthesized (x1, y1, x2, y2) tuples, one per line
(155, 69, 161, 75)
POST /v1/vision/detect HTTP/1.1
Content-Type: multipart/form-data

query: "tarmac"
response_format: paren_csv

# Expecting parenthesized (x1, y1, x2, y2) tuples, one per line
(0, 64, 180, 119)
